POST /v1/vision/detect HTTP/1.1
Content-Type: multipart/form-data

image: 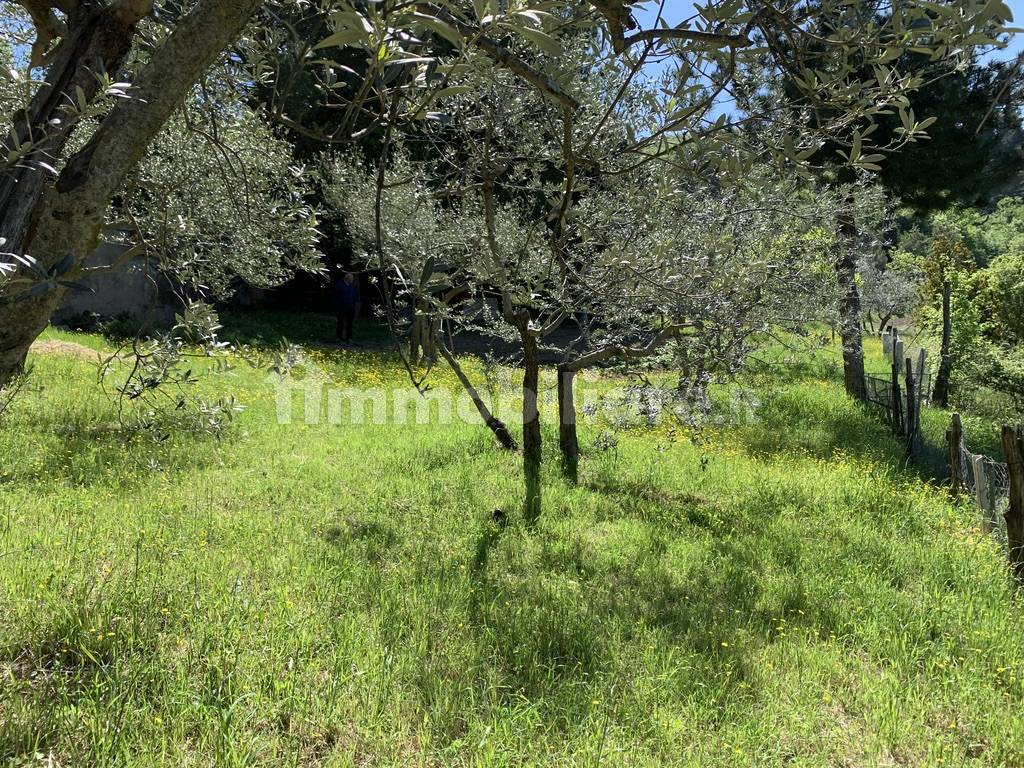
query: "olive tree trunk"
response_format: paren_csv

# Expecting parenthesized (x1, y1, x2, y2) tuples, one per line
(0, 0, 261, 387)
(835, 210, 866, 401)
(522, 333, 542, 523)
(557, 365, 579, 484)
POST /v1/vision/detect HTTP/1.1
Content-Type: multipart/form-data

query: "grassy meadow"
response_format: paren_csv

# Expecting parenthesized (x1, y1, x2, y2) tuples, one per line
(1, 316, 1022, 766)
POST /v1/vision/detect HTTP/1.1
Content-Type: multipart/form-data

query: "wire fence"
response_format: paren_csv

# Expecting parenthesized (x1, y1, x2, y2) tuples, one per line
(863, 332, 929, 455)
(863, 372, 895, 410)
(864, 371, 933, 412)
(957, 429, 1011, 548)
(876, 329, 1023, 574)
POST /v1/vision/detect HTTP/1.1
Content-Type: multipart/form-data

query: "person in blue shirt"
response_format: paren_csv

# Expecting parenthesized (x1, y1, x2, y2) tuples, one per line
(333, 272, 360, 343)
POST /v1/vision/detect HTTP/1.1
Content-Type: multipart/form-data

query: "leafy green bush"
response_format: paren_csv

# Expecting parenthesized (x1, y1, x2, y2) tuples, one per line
(982, 252, 1024, 343)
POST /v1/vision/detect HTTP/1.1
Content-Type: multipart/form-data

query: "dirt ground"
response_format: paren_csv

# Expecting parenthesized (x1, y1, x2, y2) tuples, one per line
(29, 340, 101, 360)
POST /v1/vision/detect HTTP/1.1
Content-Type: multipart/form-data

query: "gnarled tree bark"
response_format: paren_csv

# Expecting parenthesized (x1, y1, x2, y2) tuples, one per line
(835, 209, 866, 401)
(0, 0, 262, 386)
(521, 330, 542, 524)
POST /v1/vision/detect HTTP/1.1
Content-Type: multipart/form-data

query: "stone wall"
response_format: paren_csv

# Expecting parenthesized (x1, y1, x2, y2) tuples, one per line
(54, 243, 181, 330)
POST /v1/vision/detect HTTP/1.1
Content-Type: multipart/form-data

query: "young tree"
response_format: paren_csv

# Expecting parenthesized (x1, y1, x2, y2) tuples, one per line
(333, 42, 835, 512)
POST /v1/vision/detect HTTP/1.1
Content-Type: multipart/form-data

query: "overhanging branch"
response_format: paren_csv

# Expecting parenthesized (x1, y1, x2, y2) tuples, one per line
(566, 322, 691, 372)
(426, 5, 580, 111)
(619, 27, 752, 52)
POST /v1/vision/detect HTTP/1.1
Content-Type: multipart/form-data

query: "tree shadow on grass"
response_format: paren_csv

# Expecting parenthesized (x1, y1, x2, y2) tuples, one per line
(0, 588, 169, 763)
(453, 473, 842, 745)
(323, 515, 402, 564)
(439, 405, 978, 753)
(0, 417, 228, 491)
(583, 475, 723, 534)
(460, 531, 795, 740)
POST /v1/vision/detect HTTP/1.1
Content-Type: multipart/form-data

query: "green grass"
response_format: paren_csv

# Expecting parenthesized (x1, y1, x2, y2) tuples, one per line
(1, 319, 1022, 766)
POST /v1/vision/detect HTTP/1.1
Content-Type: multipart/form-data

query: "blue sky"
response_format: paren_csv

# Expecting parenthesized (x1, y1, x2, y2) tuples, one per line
(633, 0, 1024, 65)
(630, 1, 1024, 120)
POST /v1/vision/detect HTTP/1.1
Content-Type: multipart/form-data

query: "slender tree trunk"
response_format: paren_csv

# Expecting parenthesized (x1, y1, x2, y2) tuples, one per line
(0, 0, 261, 388)
(878, 311, 894, 337)
(932, 280, 953, 408)
(438, 341, 518, 451)
(557, 365, 579, 483)
(522, 332, 542, 523)
(410, 301, 439, 364)
(835, 209, 866, 401)
(410, 314, 422, 363)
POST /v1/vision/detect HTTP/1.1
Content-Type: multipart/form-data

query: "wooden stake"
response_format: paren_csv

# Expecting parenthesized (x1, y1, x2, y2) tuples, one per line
(904, 356, 916, 456)
(1000, 425, 1024, 581)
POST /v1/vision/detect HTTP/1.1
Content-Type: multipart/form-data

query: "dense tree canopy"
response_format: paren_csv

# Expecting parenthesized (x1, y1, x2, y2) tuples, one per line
(874, 55, 1024, 211)
(0, 0, 1013, 394)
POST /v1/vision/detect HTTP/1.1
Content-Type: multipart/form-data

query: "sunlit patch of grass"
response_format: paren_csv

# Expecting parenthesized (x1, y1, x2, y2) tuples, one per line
(0, 319, 1022, 766)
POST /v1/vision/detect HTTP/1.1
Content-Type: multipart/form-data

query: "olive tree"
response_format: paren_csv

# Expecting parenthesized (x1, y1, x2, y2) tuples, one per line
(114, 102, 323, 298)
(0, 0, 1007, 389)
(326, 0, 1006, 520)
(333, 44, 836, 515)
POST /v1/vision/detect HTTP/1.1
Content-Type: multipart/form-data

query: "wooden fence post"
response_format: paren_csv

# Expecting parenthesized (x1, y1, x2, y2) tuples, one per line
(891, 339, 904, 435)
(947, 414, 963, 495)
(904, 356, 916, 456)
(1000, 425, 1024, 581)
